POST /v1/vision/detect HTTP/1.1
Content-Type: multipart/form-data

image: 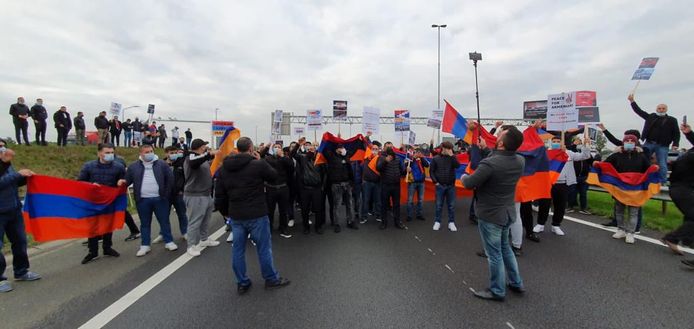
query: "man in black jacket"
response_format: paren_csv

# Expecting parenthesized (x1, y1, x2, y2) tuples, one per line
(325, 144, 356, 233)
(429, 141, 460, 231)
(29, 99, 47, 146)
(109, 116, 122, 147)
(376, 146, 405, 229)
(361, 142, 382, 224)
(95, 111, 110, 144)
(74, 112, 86, 146)
(53, 106, 72, 147)
(215, 137, 290, 294)
(628, 93, 680, 184)
(568, 136, 593, 215)
(263, 144, 294, 238)
(292, 142, 325, 234)
(164, 146, 188, 241)
(9, 97, 31, 145)
(122, 119, 133, 147)
(663, 123, 694, 258)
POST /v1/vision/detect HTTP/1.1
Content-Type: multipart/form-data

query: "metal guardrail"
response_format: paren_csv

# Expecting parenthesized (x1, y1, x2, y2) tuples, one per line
(588, 185, 671, 215)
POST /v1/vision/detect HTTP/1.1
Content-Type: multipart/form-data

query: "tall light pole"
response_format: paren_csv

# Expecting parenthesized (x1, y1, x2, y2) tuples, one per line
(432, 24, 446, 144)
(121, 105, 140, 119)
(215, 108, 219, 120)
(469, 51, 483, 124)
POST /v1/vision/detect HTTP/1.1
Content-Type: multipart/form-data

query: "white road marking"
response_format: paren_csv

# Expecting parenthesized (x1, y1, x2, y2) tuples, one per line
(562, 215, 694, 255)
(469, 287, 476, 293)
(78, 226, 227, 329)
(462, 280, 467, 285)
(414, 235, 421, 242)
(427, 248, 433, 253)
(444, 264, 454, 273)
(506, 321, 516, 329)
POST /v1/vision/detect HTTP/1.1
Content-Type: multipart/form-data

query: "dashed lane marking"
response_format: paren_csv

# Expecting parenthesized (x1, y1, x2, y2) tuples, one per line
(444, 264, 454, 273)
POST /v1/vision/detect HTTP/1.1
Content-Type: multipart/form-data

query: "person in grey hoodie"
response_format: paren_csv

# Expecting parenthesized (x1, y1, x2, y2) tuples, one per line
(183, 139, 219, 256)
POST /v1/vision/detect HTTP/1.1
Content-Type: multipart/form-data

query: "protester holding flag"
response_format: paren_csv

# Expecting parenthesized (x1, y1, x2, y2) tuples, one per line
(119, 144, 177, 257)
(351, 154, 364, 224)
(214, 137, 290, 294)
(429, 141, 460, 232)
(568, 136, 595, 215)
(533, 135, 591, 236)
(376, 146, 406, 229)
(461, 125, 525, 301)
(291, 142, 325, 234)
(183, 139, 219, 256)
(628, 93, 680, 184)
(361, 141, 382, 224)
(0, 147, 41, 293)
(662, 123, 694, 257)
(113, 154, 141, 242)
(158, 146, 188, 243)
(406, 147, 429, 221)
(325, 144, 357, 232)
(262, 143, 294, 238)
(78, 143, 125, 264)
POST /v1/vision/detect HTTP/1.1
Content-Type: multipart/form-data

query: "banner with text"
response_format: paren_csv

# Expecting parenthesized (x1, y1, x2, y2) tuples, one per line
(362, 106, 380, 135)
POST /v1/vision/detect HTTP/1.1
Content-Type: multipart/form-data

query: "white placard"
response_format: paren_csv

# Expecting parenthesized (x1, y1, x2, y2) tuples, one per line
(547, 92, 578, 131)
(427, 110, 443, 128)
(307, 110, 322, 131)
(362, 106, 380, 135)
(409, 131, 416, 145)
(110, 102, 122, 116)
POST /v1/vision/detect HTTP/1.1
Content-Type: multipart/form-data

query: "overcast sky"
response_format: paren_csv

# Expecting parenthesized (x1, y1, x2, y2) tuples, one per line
(1, 0, 693, 147)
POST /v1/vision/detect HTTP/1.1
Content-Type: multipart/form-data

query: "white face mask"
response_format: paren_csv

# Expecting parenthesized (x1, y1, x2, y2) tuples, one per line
(656, 112, 666, 117)
(337, 149, 347, 156)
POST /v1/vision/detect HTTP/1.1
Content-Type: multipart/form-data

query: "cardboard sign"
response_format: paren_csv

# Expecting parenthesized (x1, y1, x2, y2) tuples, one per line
(578, 107, 600, 124)
(307, 110, 322, 131)
(394, 109, 410, 132)
(523, 100, 547, 120)
(110, 102, 122, 116)
(333, 100, 348, 122)
(632, 57, 659, 80)
(547, 93, 578, 131)
(362, 106, 380, 135)
(427, 110, 443, 128)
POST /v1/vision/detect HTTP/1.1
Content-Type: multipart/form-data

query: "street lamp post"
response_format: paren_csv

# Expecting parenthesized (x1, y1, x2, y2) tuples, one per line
(469, 51, 483, 124)
(432, 24, 446, 144)
(121, 105, 140, 119)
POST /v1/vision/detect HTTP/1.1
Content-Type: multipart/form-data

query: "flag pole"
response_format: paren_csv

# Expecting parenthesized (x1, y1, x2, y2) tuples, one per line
(631, 80, 641, 95)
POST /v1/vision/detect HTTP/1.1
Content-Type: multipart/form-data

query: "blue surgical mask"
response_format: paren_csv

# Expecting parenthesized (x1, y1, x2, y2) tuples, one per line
(656, 112, 666, 117)
(103, 154, 115, 162)
(550, 143, 561, 150)
(169, 153, 182, 161)
(143, 153, 156, 162)
(624, 143, 635, 151)
(0, 146, 6, 153)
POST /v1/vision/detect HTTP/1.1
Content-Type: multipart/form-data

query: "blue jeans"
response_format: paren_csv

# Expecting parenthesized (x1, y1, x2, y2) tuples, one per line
(170, 194, 188, 235)
(478, 218, 524, 297)
(136, 197, 173, 246)
(435, 184, 456, 223)
(643, 142, 669, 184)
(568, 177, 589, 210)
(124, 131, 132, 147)
(362, 181, 381, 219)
(407, 182, 424, 218)
(231, 216, 280, 286)
(0, 208, 30, 280)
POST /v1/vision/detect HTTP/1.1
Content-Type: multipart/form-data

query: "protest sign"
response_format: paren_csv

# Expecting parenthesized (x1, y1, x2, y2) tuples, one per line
(394, 109, 410, 132)
(578, 107, 600, 124)
(211, 120, 234, 137)
(409, 131, 416, 145)
(632, 57, 659, 80)
(575, 91, 597, 106)
(147, 104, 155, 114)
(273, 110, 283, 123)
(110, 102, 122, 116)
(333, 100, 347, 121)
(547, 93, 578, 131)
(427, 109, 443, 128)
(293, 126, 305, 136)
(362, 107, 380, 134)
(307, 110, 323, 131)
(523, 100, 547, 120)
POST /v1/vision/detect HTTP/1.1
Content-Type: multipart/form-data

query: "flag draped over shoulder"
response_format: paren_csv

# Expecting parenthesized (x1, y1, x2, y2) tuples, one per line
(210, 127, 241, 177)
(587, 162, 661, 207)
(23, 175, 127, 242)
(315, 132, 367, 165)
(515, 127, 569, 202)
(441, 101, 474, 144)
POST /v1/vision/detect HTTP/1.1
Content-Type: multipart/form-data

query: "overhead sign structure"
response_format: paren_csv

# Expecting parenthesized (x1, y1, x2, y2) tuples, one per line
(632, 57, 659, 80)
(547, 92, 578, 131)
(333, 100, 348, 122)
(523, 100, 547, 120)
(362, 107, 380, 135)
(306, 110, 323, 131)
(427, 109, 443, 129)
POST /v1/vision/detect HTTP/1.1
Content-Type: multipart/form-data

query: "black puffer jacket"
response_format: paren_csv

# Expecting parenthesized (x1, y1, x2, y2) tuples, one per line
(362, 156, 380, 183)
(670, 150, 694, 188)
(215, 153, 277, 220)
(604, 150, 650, 173)
(95, 116, 110, 129)
(376, 155, 404, 184)
(265, 154, 294, 186)
(325, 152, 353, 184)
(430, 154, 460, 186)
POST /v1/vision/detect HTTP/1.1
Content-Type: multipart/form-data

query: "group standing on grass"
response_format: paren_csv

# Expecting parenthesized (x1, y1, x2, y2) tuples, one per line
(1, 92, 693, 300)
(8, 97, 193, 148)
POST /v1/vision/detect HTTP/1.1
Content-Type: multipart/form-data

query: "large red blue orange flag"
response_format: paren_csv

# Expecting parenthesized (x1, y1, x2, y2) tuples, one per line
(315, 132, 367, 165)
(211, 126, 241, 177)
(587, 162, 661, 207)
(441, 100, 474, 145)
(515, 127, 569, 202)
(23, 175, 127, 242)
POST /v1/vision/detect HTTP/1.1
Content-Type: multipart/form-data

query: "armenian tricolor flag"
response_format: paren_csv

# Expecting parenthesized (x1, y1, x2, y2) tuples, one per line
(210, 126, 241, 177)
(515, 127, 569, 202)
(315, 132, 368, 165)
(587, 162, 661, 207)
(441, 100, 474, 144)
(23, 175, 127, 242)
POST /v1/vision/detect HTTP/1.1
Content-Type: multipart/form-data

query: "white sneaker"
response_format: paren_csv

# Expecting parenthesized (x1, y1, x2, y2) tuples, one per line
(165, 242, 178, 251)
(433, 222, 441, 231)
(136, 246, 151, 257)
(200, 239, 220, 247)
(183, 234, 188, 241)
(288, 219, 295, 228)
(533, 224, 545, 233)
(551, 226, 565, 236)
(612, 230, 627, 239)
(625, 233, 635, 244)
(187, 246, 201, 257)
(226, 232, 234, 243)
(448, 222, 458, 232)
(152, 235, 164, 244)
(308, 219, 313, 225)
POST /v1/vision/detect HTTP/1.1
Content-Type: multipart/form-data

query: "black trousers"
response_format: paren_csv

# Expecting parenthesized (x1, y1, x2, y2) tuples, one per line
(111, 132, 121, 147)
(124, 211, 140, 234)
(88, 233, 113, 255)
(14, 121, 29, 145)
(325, 187, 335, 225)
(664, 185, 694, 246)
(521, 199, 552, 231)
(381, 183, 401, 225)
(301, 187, 324, 229)
(34, 120, 46, 143)
(537, 183, 568, 226)
(266, 186, 290, 232)
(56, 127, 68, 146)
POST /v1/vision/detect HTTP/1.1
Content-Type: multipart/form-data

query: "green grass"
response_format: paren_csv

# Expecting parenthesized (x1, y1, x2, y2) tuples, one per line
(585, 191, 683, 232)
(3, 143, 166, 253)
